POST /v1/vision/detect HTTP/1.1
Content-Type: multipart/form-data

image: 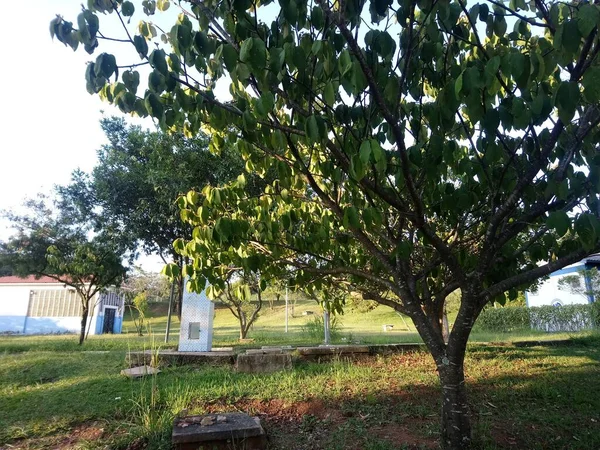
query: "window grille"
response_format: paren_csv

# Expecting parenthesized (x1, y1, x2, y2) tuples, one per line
(99, 292, 122, 308)
(27, 289, 82, 317)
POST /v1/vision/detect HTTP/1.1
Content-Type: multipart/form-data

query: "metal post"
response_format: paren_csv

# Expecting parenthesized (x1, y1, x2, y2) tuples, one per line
(164, 279, 176, 343)
(285, 285, 289, 333)
(323, 307, 330, 345)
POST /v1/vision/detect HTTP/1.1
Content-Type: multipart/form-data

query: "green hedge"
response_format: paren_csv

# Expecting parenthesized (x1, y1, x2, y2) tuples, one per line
(475, 303, 600, 333)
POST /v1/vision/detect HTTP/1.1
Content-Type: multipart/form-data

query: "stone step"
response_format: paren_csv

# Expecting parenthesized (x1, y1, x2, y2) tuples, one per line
(173, 412, 266, 450)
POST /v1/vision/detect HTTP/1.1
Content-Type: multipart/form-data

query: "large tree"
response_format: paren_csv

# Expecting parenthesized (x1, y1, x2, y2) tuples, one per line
(0, 197, 127, 345)
(51, 1, 600, 448)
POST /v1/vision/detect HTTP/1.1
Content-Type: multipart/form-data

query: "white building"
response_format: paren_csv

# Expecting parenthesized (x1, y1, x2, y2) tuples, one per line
(526, 255, 600, 307)
(0, 276, 124, 335)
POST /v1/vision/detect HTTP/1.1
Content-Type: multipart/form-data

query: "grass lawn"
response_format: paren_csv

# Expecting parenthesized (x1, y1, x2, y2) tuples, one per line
(0, 301, 598, 449)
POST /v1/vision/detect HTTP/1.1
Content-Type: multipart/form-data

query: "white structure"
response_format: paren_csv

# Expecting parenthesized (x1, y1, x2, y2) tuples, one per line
(178, 279, 214, 352)
(526, 255, 600, 307)
(0, 276, 124, 335)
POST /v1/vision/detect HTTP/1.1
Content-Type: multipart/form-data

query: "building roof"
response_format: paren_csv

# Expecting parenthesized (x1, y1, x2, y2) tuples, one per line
(0, 275, 64, 285)
(583, 254, 600, 264)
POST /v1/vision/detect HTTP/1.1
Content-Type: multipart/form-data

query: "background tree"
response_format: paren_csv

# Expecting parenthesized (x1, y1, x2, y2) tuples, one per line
(52, 1, 600, 447)
(0, 197, 127, 345)
(212, 271, 265, 340)
(59, 117, 264, 315)
(558, 269, 600, 302)
(120, 267, 171, 303)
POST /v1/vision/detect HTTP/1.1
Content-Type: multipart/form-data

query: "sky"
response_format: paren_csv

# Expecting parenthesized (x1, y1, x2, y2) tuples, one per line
(0, 1, 164, 270)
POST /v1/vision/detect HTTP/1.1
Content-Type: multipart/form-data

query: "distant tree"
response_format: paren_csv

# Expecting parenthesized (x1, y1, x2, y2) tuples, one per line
(212, 271, 265, 340)
(0, 197, 127, 345)
(121, 267, 171, 303)
(558, 269, 600, 301)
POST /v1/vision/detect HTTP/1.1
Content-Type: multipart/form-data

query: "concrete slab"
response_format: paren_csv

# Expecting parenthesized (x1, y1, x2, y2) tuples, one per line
(298, 345, 370, 355)
(236, 353, 292, 373)
(120, 365, 160, 379)
(173, 413, 266, 450)
(246, 348, 283, 355)
(261, 345, 294, 351)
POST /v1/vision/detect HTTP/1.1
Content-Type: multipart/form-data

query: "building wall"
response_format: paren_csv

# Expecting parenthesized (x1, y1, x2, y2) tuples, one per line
(0, 283, 104, 335)
(526, 265, 591, 307)
(0, 285, 31, 332)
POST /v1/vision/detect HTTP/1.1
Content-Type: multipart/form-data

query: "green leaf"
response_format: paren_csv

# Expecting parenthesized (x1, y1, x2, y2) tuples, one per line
(144, 92, 164, 120)
(359, 141, 371, 165)
(133, 35, 148, 59)
(562, 20, 581, 54)
(239, 37, 266, 71)
(350, 154, 366, 180)
(482, 109, 500, 134)
(121, 1, 135, 16)
(305, 115, 319, 142)
(149, 49, 169, 76)
(187, 191, 200, 206)
(222, 44, 238, 72)
(157, 0, 170, 11)
(323, 82, 335, 107)
(94, 53, 117, 79)
(122, 70, 140, 93)
(547, 211, 570, 237)
(555, 81, 579, 123)
(454, 73, 463, 98)
(577, 4, 600, 37)
(582, 66, 600, 103)
(176, 24, 193, 50)
(258, 91, 274, 116)
(575, 213, 600, 251)
(343, 207, 360, 229)
(311, 7, 324, 29)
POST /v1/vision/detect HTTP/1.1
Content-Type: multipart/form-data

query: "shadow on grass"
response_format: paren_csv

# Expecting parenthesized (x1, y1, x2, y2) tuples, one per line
(1, 340, 599, 450)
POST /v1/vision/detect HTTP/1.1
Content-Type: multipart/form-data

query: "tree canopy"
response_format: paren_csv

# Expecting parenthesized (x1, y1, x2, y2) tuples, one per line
(51, 0, 600, 447)
(59, 117, 261, 265)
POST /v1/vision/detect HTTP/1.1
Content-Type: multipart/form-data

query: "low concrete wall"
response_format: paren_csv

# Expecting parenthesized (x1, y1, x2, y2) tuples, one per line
(127, 350, 236, 368)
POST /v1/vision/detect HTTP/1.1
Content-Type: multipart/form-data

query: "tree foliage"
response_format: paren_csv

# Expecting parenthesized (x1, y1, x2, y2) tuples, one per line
(58, 117, 266, 315)
(51, 0, 600, 447)
(0, 196, 127, 344)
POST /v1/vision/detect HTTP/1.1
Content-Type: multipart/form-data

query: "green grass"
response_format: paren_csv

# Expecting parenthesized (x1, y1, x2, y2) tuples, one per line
(0, 298, 571, 354)
(0, 302, 598, 449)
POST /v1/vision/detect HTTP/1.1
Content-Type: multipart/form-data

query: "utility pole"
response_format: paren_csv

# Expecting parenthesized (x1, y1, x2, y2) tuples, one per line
(323, 301, 331, 345)
(164, 279, 175, 343)
(285, 284, 289, 333)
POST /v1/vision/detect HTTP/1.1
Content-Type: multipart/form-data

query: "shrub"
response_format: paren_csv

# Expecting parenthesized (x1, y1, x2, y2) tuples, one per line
(475, 303, 598, 333)
(530, 305, 595, 332)
(301, 314, 342, 343)
(475, 307, 531, 333)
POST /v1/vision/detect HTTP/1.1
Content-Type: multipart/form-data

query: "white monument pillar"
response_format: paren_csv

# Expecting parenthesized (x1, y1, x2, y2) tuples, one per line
(178, 279, 214, 352)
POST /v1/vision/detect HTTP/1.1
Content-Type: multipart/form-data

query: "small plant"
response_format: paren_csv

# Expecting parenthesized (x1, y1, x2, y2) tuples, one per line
(301, 314, 342, 343)
(128, 292, 149, 337)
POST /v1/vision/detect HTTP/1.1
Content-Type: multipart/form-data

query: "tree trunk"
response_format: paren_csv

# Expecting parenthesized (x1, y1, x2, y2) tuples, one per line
(239, 309, 247, 339)
(79, 304, 89, 346)
(439, 363, 472, 449)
